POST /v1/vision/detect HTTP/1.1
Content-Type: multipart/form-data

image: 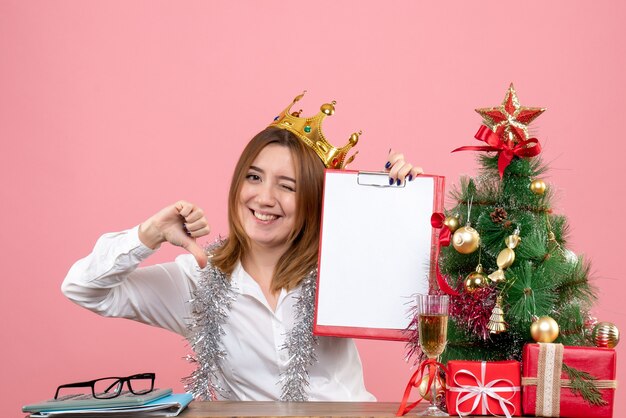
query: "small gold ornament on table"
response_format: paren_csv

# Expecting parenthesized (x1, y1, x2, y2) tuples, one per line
(530, 316, 560, 343)
(488, 229, 521, 282)
(592, 322, 620, 348)
(487, 296, 507, 334)
(463, 264, 489, 293)
(530, 179, 546, 195)
(417, 374, 446, 402)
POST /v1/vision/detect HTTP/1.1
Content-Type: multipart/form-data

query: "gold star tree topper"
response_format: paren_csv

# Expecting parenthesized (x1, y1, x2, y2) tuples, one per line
(475, 83, 546, 144)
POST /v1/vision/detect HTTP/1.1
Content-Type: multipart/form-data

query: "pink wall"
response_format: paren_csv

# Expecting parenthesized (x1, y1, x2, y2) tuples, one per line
(2, 0, 624, 415)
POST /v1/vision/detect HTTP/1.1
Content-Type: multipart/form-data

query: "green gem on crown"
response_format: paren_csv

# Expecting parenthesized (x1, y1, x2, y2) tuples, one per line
(304, 125, 311, 133)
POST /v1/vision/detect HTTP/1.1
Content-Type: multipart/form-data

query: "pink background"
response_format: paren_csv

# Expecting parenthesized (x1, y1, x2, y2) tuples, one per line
(1, 1, 624, 415)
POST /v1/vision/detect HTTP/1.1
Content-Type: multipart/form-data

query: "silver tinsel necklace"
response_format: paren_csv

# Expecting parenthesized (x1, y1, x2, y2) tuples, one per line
(184, 252, 318, 402)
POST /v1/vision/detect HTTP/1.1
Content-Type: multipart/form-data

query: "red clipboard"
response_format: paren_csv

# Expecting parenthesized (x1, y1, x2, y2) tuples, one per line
(314, 170, 445, 341)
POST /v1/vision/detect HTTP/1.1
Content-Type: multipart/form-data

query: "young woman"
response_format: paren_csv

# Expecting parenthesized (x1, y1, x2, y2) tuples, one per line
(62, 103, 422, 402)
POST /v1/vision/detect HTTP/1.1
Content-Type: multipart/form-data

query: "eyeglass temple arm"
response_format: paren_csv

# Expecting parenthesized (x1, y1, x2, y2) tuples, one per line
(54, 381, 95, 399)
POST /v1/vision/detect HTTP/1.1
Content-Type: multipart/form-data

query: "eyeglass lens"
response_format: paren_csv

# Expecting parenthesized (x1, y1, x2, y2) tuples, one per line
(127, 375, 154, 395)
(92, 375, 153, 399)
(94, 379, 124, 399)
(55, 374, 155, 400)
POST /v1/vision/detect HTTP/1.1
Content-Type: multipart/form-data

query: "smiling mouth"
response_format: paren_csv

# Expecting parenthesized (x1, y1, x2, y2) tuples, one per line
(252, 210, 279, 222)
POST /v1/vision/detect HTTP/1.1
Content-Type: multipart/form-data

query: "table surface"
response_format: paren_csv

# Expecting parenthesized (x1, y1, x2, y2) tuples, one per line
(179, 401, 456, 418)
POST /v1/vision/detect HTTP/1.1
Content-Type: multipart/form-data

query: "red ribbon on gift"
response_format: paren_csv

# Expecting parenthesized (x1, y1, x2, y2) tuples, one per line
(430, 213, 459, 296)
(448, 361, 520, 418)
(452, 125, 542, 178)
(396, 359, 448, 416)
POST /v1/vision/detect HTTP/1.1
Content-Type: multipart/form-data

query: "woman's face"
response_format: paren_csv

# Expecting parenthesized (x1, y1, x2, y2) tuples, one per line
(237, 143, 297, 253)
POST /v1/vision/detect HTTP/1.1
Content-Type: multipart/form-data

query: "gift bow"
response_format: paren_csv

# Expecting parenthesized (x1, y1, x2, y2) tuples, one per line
(452, 125, 542, 178)
(449, 361, 520, 418)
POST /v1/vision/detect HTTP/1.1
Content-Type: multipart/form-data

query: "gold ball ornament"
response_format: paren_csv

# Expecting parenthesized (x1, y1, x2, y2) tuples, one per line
(464, 264, 490, 293)
(417, 374, 446, 401)
(592, 322, 620, 348)
(452, 226, 480, 254)
(530, 179, 546, 195)
(444, 215, 460, 233)
(530, 316, 560, 343)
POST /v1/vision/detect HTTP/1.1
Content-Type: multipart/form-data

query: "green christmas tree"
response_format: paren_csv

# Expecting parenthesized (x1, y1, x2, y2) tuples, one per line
(434, 84, 597, 363)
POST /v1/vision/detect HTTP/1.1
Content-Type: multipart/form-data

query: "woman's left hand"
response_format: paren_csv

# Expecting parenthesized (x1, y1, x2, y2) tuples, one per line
(384, 149, 424, 185)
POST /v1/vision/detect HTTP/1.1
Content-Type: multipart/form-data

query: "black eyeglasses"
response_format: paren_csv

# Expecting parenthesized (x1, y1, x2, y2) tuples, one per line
(54, 373, 155, 400)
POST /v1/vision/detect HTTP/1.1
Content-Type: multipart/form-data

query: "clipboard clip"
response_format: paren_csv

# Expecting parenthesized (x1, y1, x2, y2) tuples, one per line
(356, 171, 406, 188)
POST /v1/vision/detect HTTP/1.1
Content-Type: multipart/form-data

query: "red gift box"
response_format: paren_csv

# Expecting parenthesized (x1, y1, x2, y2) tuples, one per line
(446, 360, 521, 417)
(522, 343, 617, 418)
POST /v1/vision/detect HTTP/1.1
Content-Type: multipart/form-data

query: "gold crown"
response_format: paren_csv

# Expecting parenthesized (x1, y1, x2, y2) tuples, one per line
(269, 91, 360, 169)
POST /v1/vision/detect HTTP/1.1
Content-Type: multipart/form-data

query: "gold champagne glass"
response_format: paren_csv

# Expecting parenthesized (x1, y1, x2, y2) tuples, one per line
(417, 294, 449, 416)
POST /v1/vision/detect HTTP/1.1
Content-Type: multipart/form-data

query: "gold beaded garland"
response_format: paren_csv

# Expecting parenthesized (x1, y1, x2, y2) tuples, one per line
(592, 322, 620, 348)
(530, 316, 560, 343)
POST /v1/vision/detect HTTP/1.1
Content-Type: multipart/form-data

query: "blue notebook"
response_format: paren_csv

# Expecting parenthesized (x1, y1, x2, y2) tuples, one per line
(25, 393, 193, 417)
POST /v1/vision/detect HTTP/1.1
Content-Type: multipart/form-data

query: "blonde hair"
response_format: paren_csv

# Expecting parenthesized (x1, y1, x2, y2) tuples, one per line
(211, 128, 324, 292)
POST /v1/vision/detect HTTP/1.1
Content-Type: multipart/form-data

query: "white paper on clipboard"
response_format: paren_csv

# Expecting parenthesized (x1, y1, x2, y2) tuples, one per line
(314, 170, 445, 341)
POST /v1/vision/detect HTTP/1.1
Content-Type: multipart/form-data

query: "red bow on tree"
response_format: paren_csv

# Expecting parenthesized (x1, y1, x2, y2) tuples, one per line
(430, 213, 459, 296)
(452, 125, 542, 178)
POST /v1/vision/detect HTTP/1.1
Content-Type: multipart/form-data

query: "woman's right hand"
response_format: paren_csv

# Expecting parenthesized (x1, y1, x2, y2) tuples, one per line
(138, 200, 210, 268)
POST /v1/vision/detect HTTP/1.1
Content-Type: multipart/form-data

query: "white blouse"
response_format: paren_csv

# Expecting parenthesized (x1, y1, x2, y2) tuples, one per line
(61, 226, 375, 401)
